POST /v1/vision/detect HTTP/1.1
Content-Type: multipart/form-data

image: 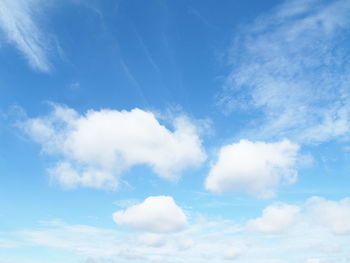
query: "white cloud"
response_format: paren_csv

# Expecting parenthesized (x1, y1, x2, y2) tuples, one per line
(113, 196, 187, 233)
(205, 140, 299, 198)
(20, 222, 126, 258)
(118, 249, 145, 260)
(21, 104, 206, 190)
(306, 197, 350, 235)
(0, 0, 51, 71)
(247, 203, 300, 234)
(221, 0, 350, 143)
(223, 247, 244, 260)
(137, 233, 167, 247)
(6, 199, 350, 263)
(246, 197, 350, 236)
(175, 236, 194, 250)
(113, 199, 140, 209)
(10, 218, 249, 263)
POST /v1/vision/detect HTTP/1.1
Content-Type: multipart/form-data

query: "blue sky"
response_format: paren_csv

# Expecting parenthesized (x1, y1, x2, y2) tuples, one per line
(1, 0, 350, 262)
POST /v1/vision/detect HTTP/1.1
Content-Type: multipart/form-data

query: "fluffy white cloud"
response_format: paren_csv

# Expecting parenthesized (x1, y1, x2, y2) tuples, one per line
(21, 104, 206, 190)
(205, 140, 299, 198)
(221, 0, 350, 143)
(247, 203, 300, 234)
(0, 0, 51, 71)
(246, 197, 350, 236)
(113, 196, 188, 233)
(306, 197, 350, 235)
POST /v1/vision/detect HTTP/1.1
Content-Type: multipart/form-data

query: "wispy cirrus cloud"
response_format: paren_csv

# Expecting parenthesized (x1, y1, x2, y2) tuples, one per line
(0, 0, 52, 72)
(220, 0, 350, 143)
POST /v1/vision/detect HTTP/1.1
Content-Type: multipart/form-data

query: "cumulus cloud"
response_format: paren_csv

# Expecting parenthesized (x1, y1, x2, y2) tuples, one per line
(21, 104, 206, 190)
(247, 203, 300, 233)
(113, 196, 188, 233)
(205, 140, 299, 198)
(306, 197, 350, 235)
(220, 0, 350, 143)
(0, 0, 52, 71)
(246, 197, 350, 236)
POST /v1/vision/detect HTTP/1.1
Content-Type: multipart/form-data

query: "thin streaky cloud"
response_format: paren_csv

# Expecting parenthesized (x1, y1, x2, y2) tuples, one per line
(133, 26, 162, 75)
(0, 0, 51, 72)
(119, 58, 150, 107)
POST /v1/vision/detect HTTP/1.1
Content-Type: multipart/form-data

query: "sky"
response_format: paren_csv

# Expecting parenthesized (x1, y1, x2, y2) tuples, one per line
(1, 0, 350, 262)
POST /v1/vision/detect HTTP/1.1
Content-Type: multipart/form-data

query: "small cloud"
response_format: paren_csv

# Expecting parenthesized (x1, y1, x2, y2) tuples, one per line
(113, 196, 188, 233)
(205, 139, 300, 198)
(246, 203, 300, 234)
(113, 199, 140, 208)
(306, 196, 350, 235)
(68, 81, 80, 90)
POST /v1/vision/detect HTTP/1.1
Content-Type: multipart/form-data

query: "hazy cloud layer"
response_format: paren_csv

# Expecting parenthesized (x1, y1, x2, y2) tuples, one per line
(7, 196, 350, 263)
